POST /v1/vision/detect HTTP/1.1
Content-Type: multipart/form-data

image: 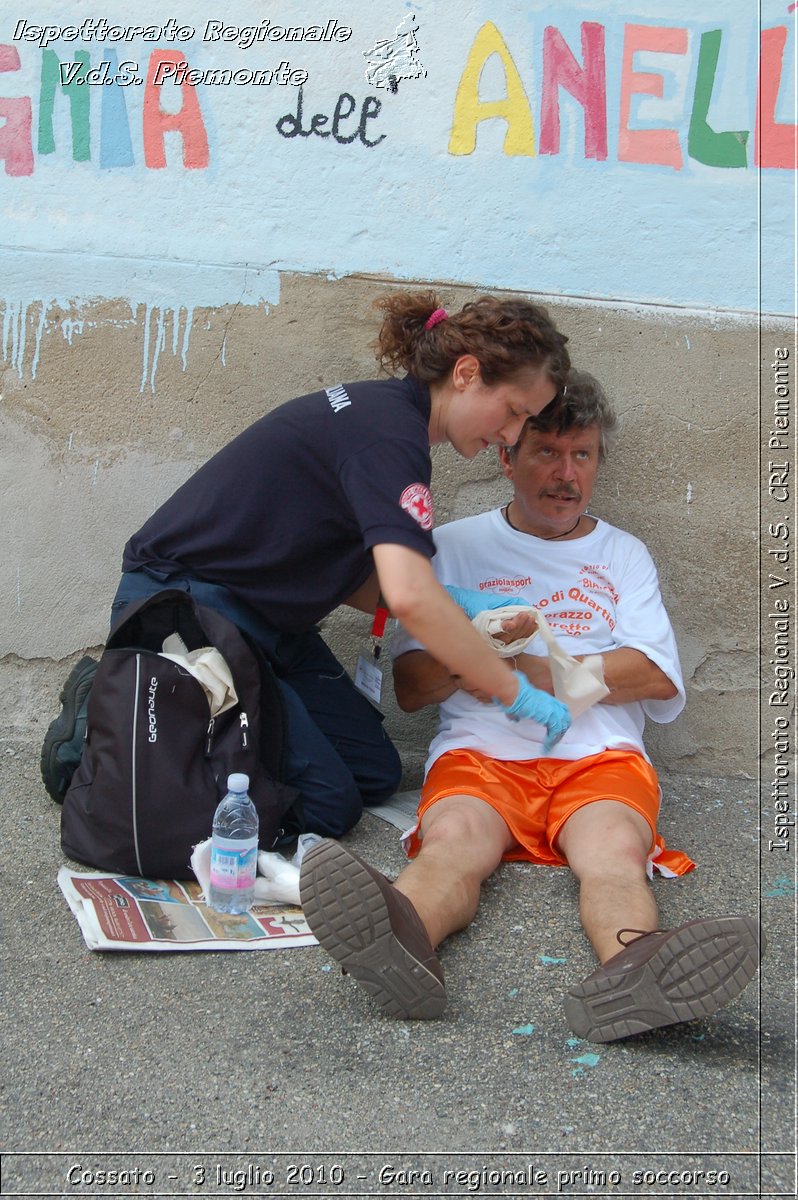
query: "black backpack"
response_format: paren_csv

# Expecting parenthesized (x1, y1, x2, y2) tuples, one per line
(61, 589, 302, 879)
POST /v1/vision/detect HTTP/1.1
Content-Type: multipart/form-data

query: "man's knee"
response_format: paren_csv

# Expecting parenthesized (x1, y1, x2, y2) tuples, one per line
(420, 808, 470, 852)
(557, 799, 653, 880)
(418, 795, 515, 871)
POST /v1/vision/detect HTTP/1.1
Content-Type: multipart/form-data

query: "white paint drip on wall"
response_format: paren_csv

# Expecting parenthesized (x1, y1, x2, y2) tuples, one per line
(61, 319, 86, 346)
(137, 304, 200, 392)
(140, 304, 168, 394)
(31, 306, 47, 378)
(3, 301, 26, 377)
(0, 251, 280, 392)
(181, 310, 194, 371)
(687, 483, 694, 504)
(139, 305, 207, 392)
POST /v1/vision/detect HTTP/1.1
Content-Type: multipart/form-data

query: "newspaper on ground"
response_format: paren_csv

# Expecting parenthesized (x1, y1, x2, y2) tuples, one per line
(58, 791, 420, 953)
(58, 866, 316, 953)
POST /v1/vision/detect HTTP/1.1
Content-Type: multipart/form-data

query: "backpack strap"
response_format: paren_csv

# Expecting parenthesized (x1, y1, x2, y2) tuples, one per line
(107, 587, 207, 652)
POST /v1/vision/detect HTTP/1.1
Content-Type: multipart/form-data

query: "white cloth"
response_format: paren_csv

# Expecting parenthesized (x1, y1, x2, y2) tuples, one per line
(391, 510, 685, 771)
(190, 839, 300, 905)
(471, 606, 538, 656)
(160, 633, 238, 717)
(190, 833, 322, 907)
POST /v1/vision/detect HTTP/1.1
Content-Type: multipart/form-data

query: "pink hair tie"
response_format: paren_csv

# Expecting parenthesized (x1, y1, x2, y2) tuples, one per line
(424, 308, 448, 331)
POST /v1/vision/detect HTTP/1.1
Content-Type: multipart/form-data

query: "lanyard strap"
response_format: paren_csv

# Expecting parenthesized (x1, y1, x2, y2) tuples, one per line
(371, 605, 389, 639)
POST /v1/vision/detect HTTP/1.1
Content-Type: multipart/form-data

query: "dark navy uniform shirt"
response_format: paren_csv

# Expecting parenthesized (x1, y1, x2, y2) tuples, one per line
(123, 375, 435, 632)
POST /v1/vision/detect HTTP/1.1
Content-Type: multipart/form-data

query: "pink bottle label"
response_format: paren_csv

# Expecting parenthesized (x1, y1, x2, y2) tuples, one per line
(210, 836, 258, 889)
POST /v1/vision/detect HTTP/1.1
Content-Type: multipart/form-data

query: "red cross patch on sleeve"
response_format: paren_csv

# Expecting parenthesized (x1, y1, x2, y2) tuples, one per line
(399, 483, 434, 531)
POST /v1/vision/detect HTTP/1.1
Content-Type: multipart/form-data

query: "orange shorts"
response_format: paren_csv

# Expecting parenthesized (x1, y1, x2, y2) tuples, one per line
(406, 748, 695, 877)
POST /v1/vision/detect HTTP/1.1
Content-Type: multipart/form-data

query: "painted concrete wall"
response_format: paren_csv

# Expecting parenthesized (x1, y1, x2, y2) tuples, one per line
(2, 2, 795, 781)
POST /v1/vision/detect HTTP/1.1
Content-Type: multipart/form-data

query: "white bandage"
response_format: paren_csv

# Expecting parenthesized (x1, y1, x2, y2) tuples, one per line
(581, 654, 606, 686)
(472, 607, 610, 717)
(471, 605, 538, 657)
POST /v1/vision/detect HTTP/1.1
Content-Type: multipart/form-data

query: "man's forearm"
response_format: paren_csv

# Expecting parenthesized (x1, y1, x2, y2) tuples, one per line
(514, 646, 677, 705)
(393, 636, 677, 714)
(588, 647, 677, 704)
(393, 650, 459, 711)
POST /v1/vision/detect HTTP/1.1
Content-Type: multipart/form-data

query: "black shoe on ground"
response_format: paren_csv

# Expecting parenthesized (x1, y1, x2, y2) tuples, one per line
(40, 656, 98, 802)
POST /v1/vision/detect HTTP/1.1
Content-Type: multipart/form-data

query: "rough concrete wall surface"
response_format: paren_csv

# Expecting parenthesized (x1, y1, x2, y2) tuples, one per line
(2, 2, 795, 782)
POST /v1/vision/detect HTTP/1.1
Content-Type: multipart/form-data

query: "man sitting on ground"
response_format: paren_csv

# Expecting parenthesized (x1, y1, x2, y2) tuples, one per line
(299, 371, 763, 1042)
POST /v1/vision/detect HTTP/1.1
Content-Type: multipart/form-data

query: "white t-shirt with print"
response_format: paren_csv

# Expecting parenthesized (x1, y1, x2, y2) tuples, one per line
(391, 509, 685, 772)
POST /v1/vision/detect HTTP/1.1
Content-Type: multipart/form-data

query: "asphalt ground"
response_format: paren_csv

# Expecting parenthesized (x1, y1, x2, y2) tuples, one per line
(0, 728, 794, 1199)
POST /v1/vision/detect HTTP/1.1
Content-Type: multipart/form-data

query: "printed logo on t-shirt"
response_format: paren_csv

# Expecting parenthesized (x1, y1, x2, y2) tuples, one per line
(325, 384, 351, 412)
(580, 564, 619, 605)
(399, 483, 434, 530)
(478, 576, 532, 593)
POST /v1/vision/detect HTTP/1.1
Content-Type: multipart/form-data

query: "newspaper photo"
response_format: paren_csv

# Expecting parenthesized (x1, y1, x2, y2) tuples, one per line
(58, 866, 316, 953)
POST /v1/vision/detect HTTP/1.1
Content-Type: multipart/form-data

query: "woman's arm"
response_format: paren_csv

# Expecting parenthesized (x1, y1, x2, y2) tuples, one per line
(372, 543, 520, 707)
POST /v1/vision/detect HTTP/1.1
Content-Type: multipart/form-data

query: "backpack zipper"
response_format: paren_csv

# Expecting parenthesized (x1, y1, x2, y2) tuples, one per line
(205, 716, 215, 756)
(240, 711, 249, 749)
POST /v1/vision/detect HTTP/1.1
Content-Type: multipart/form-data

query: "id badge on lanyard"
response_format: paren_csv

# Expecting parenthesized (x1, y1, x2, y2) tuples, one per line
(354, 605, 389, 707)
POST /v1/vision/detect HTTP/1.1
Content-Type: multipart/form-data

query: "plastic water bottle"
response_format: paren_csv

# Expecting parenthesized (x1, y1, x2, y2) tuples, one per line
(207, 773, 259, 914)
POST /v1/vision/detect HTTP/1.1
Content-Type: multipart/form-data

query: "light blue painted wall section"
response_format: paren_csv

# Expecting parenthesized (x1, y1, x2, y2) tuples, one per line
(1, 1, 793, 320)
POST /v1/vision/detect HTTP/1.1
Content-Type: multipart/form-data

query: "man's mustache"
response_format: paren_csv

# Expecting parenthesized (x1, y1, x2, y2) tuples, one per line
(541, 486, 581, 500)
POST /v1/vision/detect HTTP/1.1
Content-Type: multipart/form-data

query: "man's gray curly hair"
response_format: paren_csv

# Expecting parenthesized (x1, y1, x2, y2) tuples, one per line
(508, 368, 617, 461)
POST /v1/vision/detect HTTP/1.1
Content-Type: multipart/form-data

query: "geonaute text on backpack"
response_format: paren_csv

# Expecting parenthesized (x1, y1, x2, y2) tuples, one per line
(147, 677, 158, 742)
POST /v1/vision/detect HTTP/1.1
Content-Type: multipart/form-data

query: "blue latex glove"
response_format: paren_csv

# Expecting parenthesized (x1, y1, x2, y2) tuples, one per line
(497, 671, 571, 754)
(444, 585, 531, 622)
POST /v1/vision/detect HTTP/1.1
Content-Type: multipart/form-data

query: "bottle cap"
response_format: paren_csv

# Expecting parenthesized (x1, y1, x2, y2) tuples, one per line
(227, 773, 250, 793)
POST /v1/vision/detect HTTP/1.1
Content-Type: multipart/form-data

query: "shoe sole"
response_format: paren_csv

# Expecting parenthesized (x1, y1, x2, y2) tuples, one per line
(299, 840, 447, 1020)
(564, 916, 764, 1043)
(40, 656, 97, 802)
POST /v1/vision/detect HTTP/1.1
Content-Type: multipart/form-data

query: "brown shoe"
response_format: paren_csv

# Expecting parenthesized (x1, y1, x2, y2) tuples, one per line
(564, 916, 765, 1043)
(299, 839, 446, 1019)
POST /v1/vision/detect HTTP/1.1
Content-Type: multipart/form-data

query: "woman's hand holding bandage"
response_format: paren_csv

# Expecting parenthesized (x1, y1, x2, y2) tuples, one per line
(442, 584, 570, 746)
(498, 671, 572, 753)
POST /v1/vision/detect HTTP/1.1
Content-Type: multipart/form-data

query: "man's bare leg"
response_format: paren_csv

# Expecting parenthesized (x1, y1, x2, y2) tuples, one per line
(556, 799, 764, 1042)
(298, 793, 515, 1019)
(555, 799, 655, 963)
(394, 793, 518, 948)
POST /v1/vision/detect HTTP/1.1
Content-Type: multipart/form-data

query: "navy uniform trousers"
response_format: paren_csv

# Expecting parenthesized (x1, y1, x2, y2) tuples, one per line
(111, 567, 402, 838)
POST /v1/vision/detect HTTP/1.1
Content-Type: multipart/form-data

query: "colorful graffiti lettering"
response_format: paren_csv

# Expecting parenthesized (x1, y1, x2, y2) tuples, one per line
(1, 46, 210, 174)
(0, 45, 33, 174)
(448, 20, 796, 169)
(1, 15, 795, 176)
